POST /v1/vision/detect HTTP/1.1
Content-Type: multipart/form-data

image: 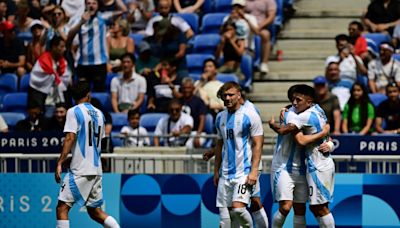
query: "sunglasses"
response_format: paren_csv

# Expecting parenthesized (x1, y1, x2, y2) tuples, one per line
(53, 12, 63, 16)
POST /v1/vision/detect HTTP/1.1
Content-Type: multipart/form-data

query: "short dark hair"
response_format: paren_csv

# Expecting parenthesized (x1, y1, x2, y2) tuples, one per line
(55, 102, 68, 109)
(128, 109, 141, 119)
(287, 84, 298, 102)
(293, 84, 316, 102)
(71, 82, 90, 101)
(349, 21, 364, 31)
(386, 82, 399, 91)
(49, 36, 65, 49)
(169, 98, 183, 108)
(121, 52, 136, 64)
(203, 58, 217, 68)
(335, 34, 349, 43)
(217, 81, 242, 99)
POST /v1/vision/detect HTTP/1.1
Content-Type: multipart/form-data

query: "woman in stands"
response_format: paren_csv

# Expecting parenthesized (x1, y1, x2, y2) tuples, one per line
(215, 19, 245, 81)
(42, 5, 69, 46)
(173, 0, 204, 14)
(107, 18, 135, 72)
(342, 82, 375, 135)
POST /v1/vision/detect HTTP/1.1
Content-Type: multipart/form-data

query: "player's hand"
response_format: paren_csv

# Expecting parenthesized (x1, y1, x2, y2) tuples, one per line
(55, 164, 62, 183)
(318, 142, 331, 153)
(246, 171, 257, 186)
(213, 173, 219, 187)
(203, 150, 215, 161)
(322, 124, 330, 136)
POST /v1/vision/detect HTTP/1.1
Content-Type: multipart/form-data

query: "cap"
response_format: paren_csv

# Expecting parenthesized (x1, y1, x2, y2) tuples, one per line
(30, 20, 44, 31)
(0, 21, 15, 32)
(231, 0, 245, 6)
(139, 41, 151, 53)
(380, 43, 394, 52)
(313, 76, 327, 85)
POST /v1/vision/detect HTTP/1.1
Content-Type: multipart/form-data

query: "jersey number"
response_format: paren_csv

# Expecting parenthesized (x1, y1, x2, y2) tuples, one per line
(226, 129, 234, 139)
(88, 120, 101, 147)
(237, 184, 247, 194)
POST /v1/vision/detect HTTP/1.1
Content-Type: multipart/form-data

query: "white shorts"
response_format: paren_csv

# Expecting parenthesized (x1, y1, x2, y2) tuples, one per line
(58, 172, 103, 208)
(251, 173, 261, 198)
(307, 167, 335, 205)
(216, 176, 253, 208)
(271, 168, 308, 203)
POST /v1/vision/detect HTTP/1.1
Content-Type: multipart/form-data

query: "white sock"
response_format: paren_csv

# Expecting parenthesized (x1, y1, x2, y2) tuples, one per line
(56, 220, 69, 228)
(104, 216, 120, 228)
(219, 207, 231, 228)
(293, 215, 306, 228)
(231, 207, 253, 228)
(252, 208, 269, 228)
(318, 213, 335, 228)
(272, 211, 286, 228)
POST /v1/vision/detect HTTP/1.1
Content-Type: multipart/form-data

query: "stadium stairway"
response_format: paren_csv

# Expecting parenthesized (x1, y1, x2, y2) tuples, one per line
(249, 0, 370, 153)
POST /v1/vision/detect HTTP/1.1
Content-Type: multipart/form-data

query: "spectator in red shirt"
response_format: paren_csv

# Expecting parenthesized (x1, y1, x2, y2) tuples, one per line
(348, 21, 369, 62)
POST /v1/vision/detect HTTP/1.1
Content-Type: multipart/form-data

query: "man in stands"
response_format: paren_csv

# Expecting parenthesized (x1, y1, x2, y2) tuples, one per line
(375, 83, 400, 134)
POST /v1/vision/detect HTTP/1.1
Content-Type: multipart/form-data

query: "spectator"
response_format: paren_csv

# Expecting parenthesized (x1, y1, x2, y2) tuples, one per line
(126, 0, 154, 34)
(107, 18, 135, 72)
(153, 98, 193, 147)
(393, 23, 400, 49)
(326, 34, 367, 84)
(215, 19, 245, 81)
(26, 20, 45, 71)
(145, 0, 194, 39)
(313, 76, 342, 135)
(120, 109, 150, 147)
(27, 0, 41, 19)
(0, 21, 26, 78)
(348, 21, 369, 62)
(325, 61, 353, 90)
(375, 83, 400, 134)
(42, 5, 70, 47)
(368, 42, 400, 94)
(194, 58, 224, 116)
(110, 53, 146, 113)
(363, 0, 400, 36)
(14, 1, 33, 38)
(0, 114, 8, 133)
(173, 0, 204, 14)
(146, 18, 188, 81)
(244, 0, 276, 74)
(15, 105, 46, 132)
(28, 36, 71, 115)
(67, 0, 124, 92)
(0, 0, 8, 22)
(44, 102, 68, 131)
(342, 82, 375, 135)
(135, 41, 159, 76)
(146, 59, 180, 113)
(100, 0, 128, 12)
(3, 0, 16, 22)
(173, 77, 207, 148)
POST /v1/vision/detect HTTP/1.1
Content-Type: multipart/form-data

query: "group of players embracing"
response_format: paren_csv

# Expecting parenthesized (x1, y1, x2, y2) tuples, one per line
(204, 82, 335, 228)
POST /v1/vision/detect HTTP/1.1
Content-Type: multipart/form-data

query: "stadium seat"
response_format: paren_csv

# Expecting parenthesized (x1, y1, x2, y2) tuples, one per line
(111, 131, 124, 147)
(140, 95, 148, 114)
(0, 73, 18, 102)
(186, 53, 215, 74)
(174, 13, 199, 34)
(140, 113, 168, 132)
(363, 33, 391, 47)
(189, 73, 201, 81)
(110, 112, 129, 132)
(368, 93, 387, 107)
(203, 113, 214, 148)
(202, 0, 213, 13)
(91, 92, 112, 112)
(106, 72, 120, 92)
(240, 54, 253, 91)
(129, 33, 145, 56)
(19, 73, 30, 92)
(201, 13, 228, 34)
(366, 38, 379, 57)
(215, 0, 232, 13)
(2, 92, 28, 113)
(216, 73, 239, 82)
(193, 34, 221, 54)
(1, 112, 26, 131)
(393, 54, 400, 62)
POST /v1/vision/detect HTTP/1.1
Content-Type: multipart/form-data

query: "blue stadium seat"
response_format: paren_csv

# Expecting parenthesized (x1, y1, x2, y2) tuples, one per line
(189, 73, 201, 81)
(2, 93, 27, 113)
(193, 34, 221, 54)
(240, 54, 253, 91)
(203, 113, 214, 148)
(129, 33, 145, 56)
(201, 13, 228, 34)
(19, 73, 30, 92)
(186, 53, 215, 74)
(111, 131, 124, 147)
(174, 13, 199, 34)
(363, 33, 391, 47)
(202, 0, 213, 13)
(110, 112, 128, 132)
(368, 93, 387, 107)
(140, 113, 168, 132)
(215, 0, 232, 13)
(91, 92, 112, 112)
(106, 72, 120, 92)
(216, 73, 238, 82)
(393, 54, 400, 62)
(0, 73, 18, 102)
(1, 112, 26, 131)
(366, 38, 379, 56)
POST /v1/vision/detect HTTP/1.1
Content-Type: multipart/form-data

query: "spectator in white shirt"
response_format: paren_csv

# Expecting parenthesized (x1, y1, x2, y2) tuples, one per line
(121, 109, 150, 147)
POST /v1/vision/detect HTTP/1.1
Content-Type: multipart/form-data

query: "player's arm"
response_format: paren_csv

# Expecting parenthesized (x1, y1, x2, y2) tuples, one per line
(293, 124, 330, 146)
(213, 139, 223, 186)
(268, 116, 298, 135)
(247, 135, 263, 185)
(55, 132, 76, 183)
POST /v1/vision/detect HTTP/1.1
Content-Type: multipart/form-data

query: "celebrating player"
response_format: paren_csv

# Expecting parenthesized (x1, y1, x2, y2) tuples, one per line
(54, 82, 120, 228)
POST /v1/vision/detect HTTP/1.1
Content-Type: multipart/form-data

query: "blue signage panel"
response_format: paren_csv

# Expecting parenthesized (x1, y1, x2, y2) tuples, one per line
(0, 132, 65, 153)
(332, 135, 400, 155)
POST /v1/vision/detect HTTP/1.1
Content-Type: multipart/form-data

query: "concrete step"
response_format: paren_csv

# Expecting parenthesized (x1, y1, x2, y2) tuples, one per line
(248, 81, 313, 102)
(280, 18, 349, 39)
(294, 0, 369, 18)
(255, 102, 288, 123)
(275, 39, 336, 60)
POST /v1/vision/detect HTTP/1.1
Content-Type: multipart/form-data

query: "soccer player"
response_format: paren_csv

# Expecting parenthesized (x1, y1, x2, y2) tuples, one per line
(213, 82, 264, 228)
(269, 85, 331, 228)
(54, 82, 119, 228)
(204, 90, 269, 228)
